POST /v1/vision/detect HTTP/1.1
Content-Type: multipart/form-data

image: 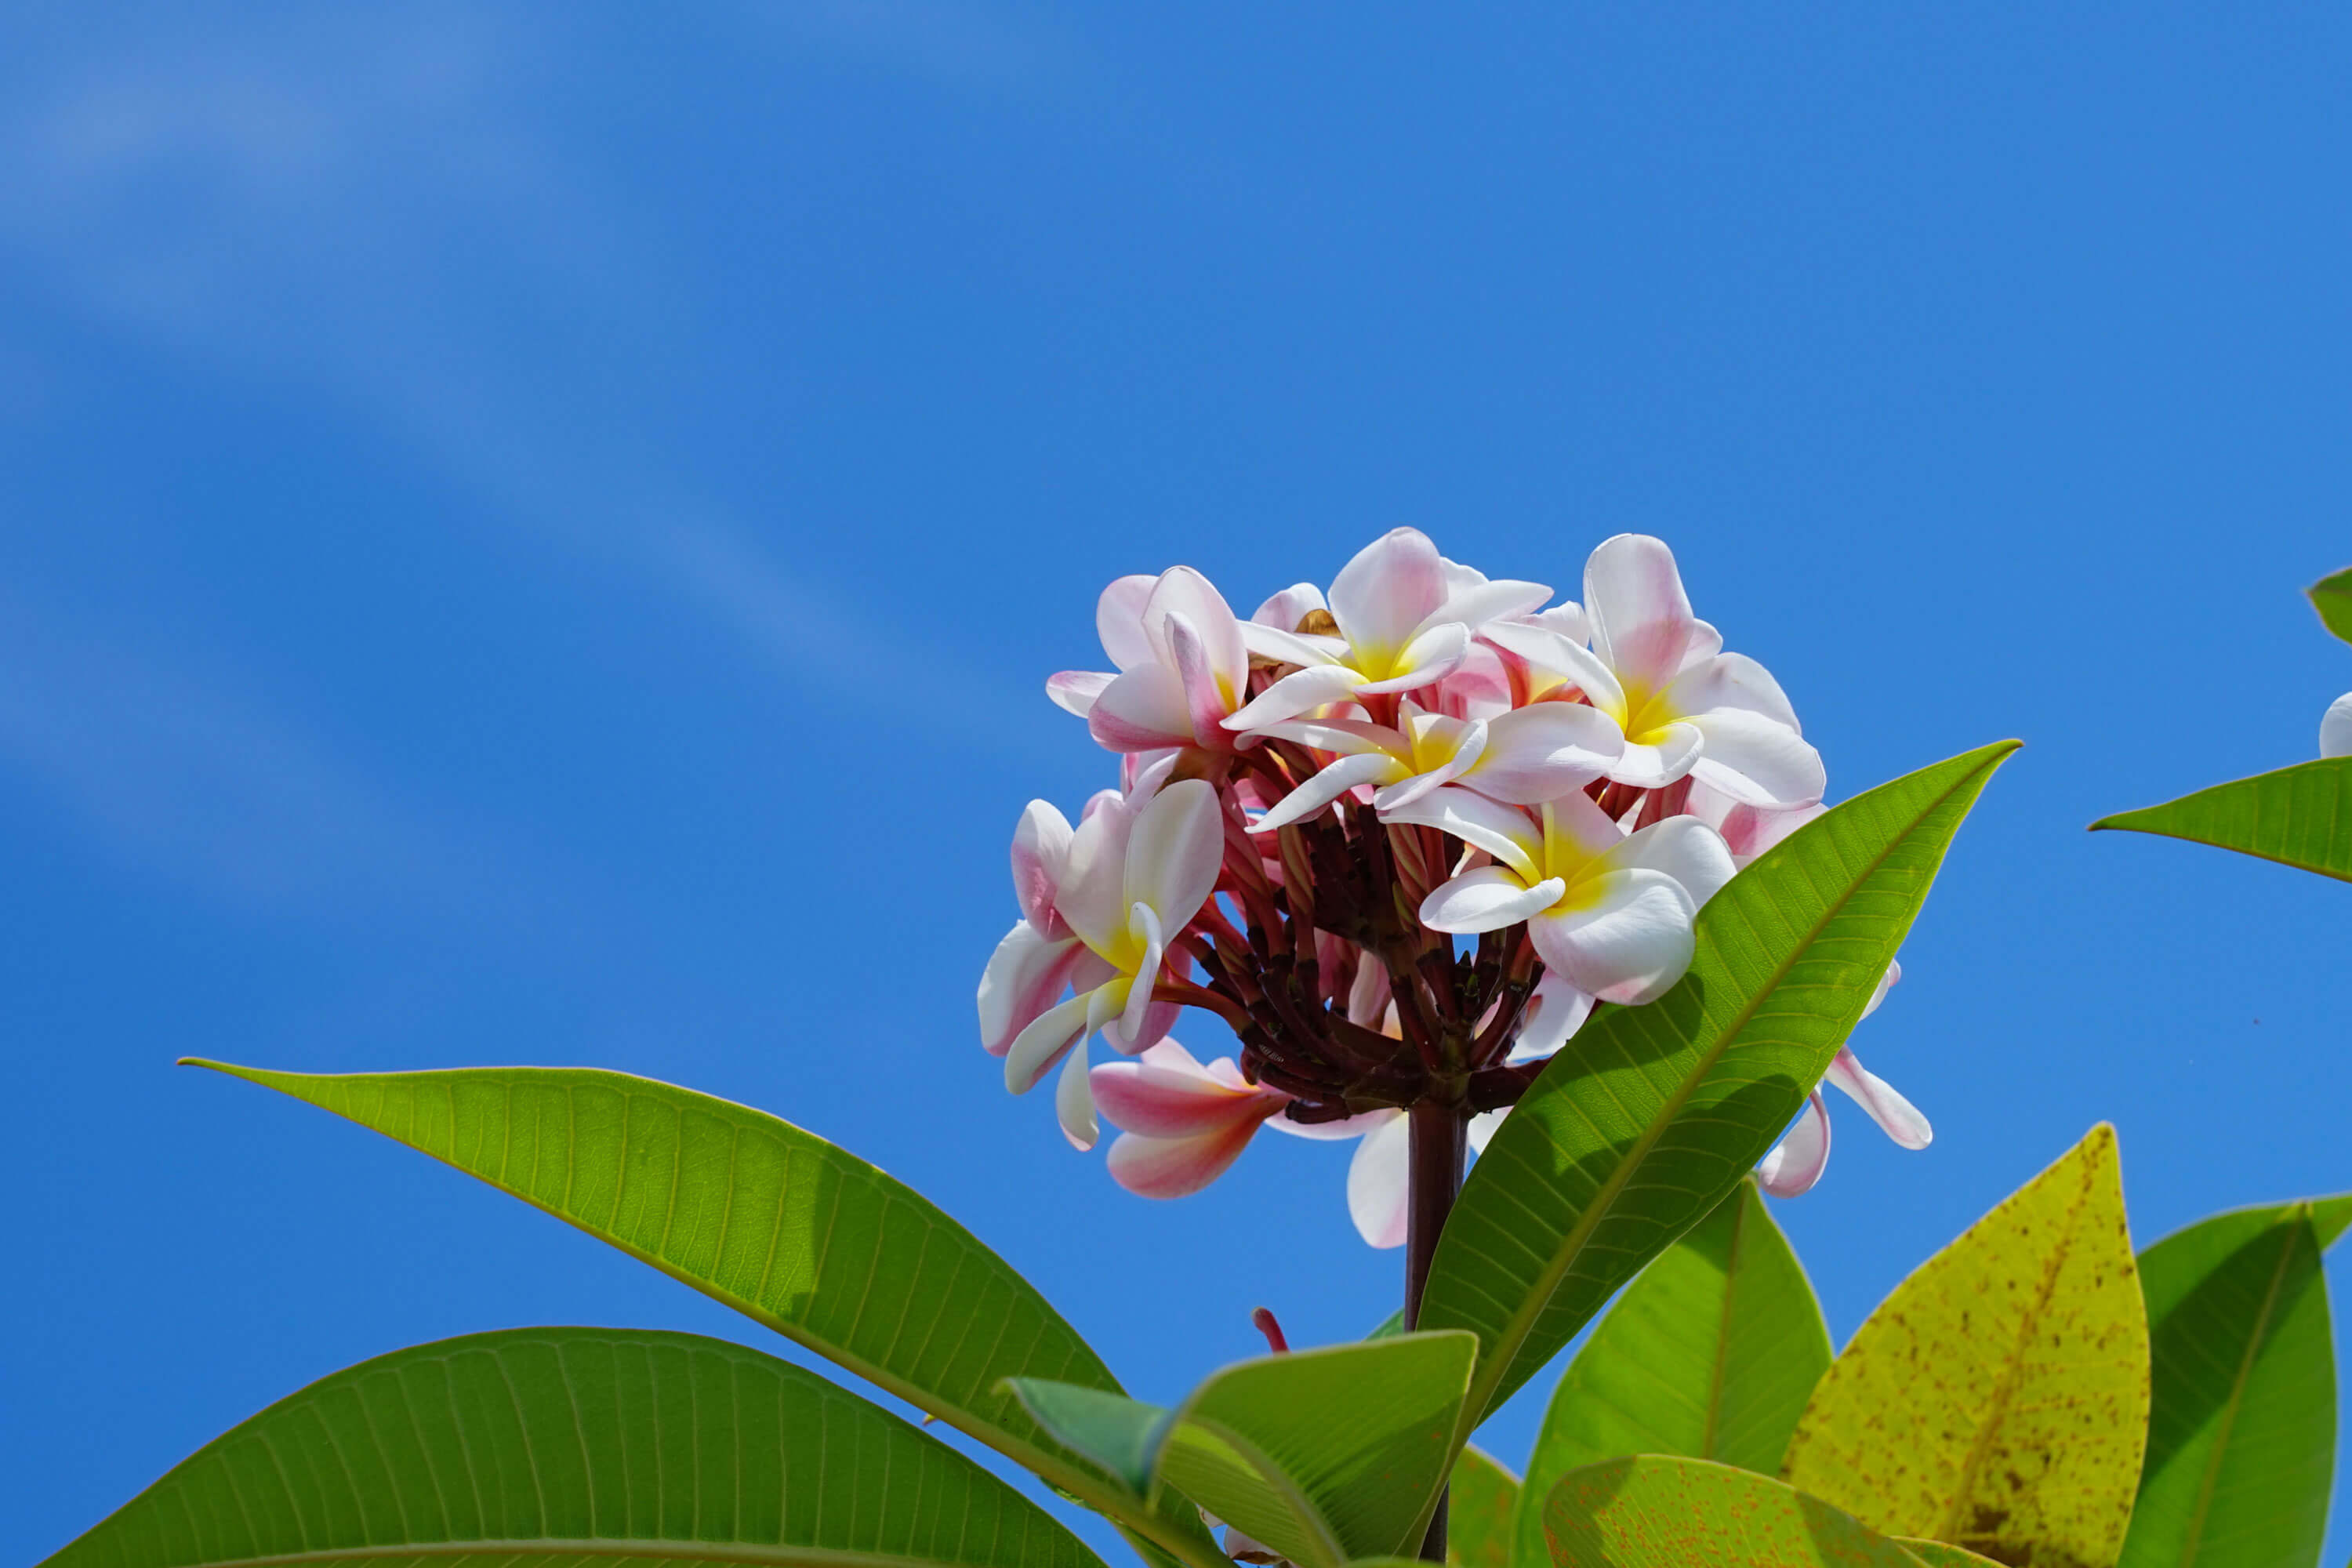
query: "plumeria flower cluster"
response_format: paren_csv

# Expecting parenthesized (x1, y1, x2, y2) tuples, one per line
(978, 529, 1925, 1245)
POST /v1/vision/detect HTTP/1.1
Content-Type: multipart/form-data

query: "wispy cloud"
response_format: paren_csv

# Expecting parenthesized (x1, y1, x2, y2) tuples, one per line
(0, 587, 495, 916)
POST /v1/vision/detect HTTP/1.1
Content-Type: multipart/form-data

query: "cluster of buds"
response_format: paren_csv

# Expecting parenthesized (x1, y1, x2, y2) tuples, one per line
(978, 529, 1926, 1246)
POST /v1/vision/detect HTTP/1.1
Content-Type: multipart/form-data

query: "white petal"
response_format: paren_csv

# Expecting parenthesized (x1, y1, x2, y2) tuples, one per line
(1523, 603, 1591, 644)
(1686, 709, 1826, 808)
(1608, 720, 1704, 789)
(1462, 702, 1624, 804)
(1117, 903, 1167, 1042)
(1527, 868, 1698, 1005)
(1239, 621, 1348, 667)
(1056, 1040, 1098, 1151)
(1512, 971, 1595, 1061)
(2324, 692, 2352, 758)
(1164, 613, 1236, 744)
(1356, 621, 1470, 693)
(1420, 866, 1566, 934)
(1087, 665, 1196, 753)
(1610, 816, 1737, 906)
(1330, 527, 1446, 659)
(1668, 650, 1802, 731)
(1123, 779, 1225, 931)
(1478, 621, 1626, 710)
(1414, 578, 1552, 641)
(1252, 583, 1328, 630)
(1381, 786, 1545, 881)
(1004, 990, 1095, 1095)
(1756, 1092, 1831, 1197)
(1105, 1123, 1263, 1200)
(1254, 751, 1403, 833)
(1058, 791, 1140, 953)
(1255, 717, 1399, 756)
(1346, 1112, 1412, 1249)
(978, 924, 1083, 1056)
(1225, 662, 1368, 731)
(1467, 1108, 1508, 1156)
(1046, 670, 1115, 717)
(1144, 568, 1248, 695)
(1863, 959, 1901, 1018)
(1096, 575, 1158, 670)
(1584, 534, 1698, 694)
(1824, 1047, 1931, 1150)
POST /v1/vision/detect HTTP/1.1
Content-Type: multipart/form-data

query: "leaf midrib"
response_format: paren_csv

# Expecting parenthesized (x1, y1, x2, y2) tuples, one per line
(2174, 1207, 2307, 1568)
(1461, 750, 2003, 1421)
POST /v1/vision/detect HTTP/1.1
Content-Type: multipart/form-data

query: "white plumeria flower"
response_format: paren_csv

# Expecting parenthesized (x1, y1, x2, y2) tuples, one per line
(977, 800, 1088, 1059)
(1484, 535, 1824, 808)
(1755, 966, 1930, 1198)
(1247, 699, 1624, 833)
(1000, 776, 1226, 1152)
(1047, 567, 1254, 757)
(1391, 786, 1735, 1005)
(2323, 692, 2352, 758)
(1091, 1040, 1297, 1199)
(1223, 528, 1552, 732)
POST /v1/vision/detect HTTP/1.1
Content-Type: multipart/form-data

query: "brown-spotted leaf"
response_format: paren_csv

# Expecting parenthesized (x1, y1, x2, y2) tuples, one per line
(1781, 1125, 2151, 1567)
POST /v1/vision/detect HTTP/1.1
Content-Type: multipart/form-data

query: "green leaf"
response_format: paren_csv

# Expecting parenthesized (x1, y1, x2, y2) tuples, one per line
(39, 1327, 1105, 1568)
(1782, 1124, 2151, 1568)
(183, 1062, 1218, 1567)
(1511, 1179, 1831, 1568)
(2119, 1196, 2350, 1568)
(1888, 1543, 2005, 1567)
(1445, 1446, 1518, 1568)
(1541, 1457, 1929, 1566)
(2309, 564, 2352, 647)
(1421, 741, 2016, 1429)
(1009, 1332, 1478, 1568)
(2090, 758, 2352, 883)
(1366, 1308, 1406, 1339)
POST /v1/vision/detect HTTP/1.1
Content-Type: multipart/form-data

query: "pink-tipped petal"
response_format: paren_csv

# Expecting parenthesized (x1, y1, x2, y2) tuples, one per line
(1096, 575, 1157, 670)
(1686, 709, 1826, 808)
(1611, 816, 1737, 907)
(1004, 990, 1095, 1095)
(1478, 621, 1626, 709)
(1252, 583, 1329, 630)
(1102, 998, 1181, 1056)
(1088, 665, 1197, 754)
(978, 924, 1083, 1056)
(1330, 528, 1447, 660)
(1381, 786, 1546, 880)
(1225, 662, 1368, 731)
(2324, 693, 2352, 758)
(1011, 800, 1075, 935)
(1047, 670, 1115, 717)
(1464, 702, 1625, 804)
(1513, 971, 1595, 1061)
(1144, 568, 1247, 686)
(1824, 1047, 1931, 1150)
(1584, 534, 1698, 694)
(1420, 866, 1566, 934)
(1346, 1112, 1412, 1248)
(1254, 751, 1403, 833)
(1863, 959, 1901, 1018)
(1756, 1092, 1831, 1198)
(1528, 868, 1698, 1004)
(1056, 1041, 1098, 1151)
(1164, 613, 1236, 746)
(1091, 1051, 1275, 1137)
(1105, 1121, 1265, 1199)
(1123, 779, 1226, 930)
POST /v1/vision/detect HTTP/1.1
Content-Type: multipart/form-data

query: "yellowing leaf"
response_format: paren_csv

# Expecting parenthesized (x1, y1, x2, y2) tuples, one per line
(1444, 1446, 1518, 1568)
(1781, 1125, 2150, 1567)
(1541, 1457, 1926, 1566)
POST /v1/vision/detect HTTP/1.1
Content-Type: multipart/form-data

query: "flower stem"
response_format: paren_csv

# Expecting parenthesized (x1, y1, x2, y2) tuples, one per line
(1405, 1101, 1467, 1563)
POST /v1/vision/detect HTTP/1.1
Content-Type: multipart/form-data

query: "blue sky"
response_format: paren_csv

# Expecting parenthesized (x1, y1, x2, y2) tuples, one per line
(9, 3, 2352, 1559)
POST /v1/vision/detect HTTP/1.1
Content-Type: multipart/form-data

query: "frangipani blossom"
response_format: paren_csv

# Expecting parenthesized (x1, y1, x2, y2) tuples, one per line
(1224, 528, 1551, 731)
(1249, 699, 1623, 833)
(1755, 966, 1929, 1199)
(1091, 1040, 1296, 1199)
(2324, 692, 2352, 758)
(1000, 777, 1225, 1148)
(1487, 535, 1824, 808)
(1396, 786, 1735, 1005)
(1048, 567, 1254, 757)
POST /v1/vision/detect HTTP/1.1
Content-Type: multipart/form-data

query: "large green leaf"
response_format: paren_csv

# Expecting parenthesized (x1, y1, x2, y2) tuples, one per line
(1445, 1446, 1518, 1568)
(1420, 741, 2016, 1430)
(1887, 1544, 2004, 1567)
(1007, 1332, 1477, 1568)
(1540, 1457, 1931, 1566)
(2090, 758, 2352, 883)
(1782, 1125, 2150, 1568)
(40, 1327, 1104, 1568)
(183, 1062, 1218, 1566)
(2119, 1196, 2350, 1568)
(1511, 1178, 1830, 1568)
(2309, 564, 2352, 646)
